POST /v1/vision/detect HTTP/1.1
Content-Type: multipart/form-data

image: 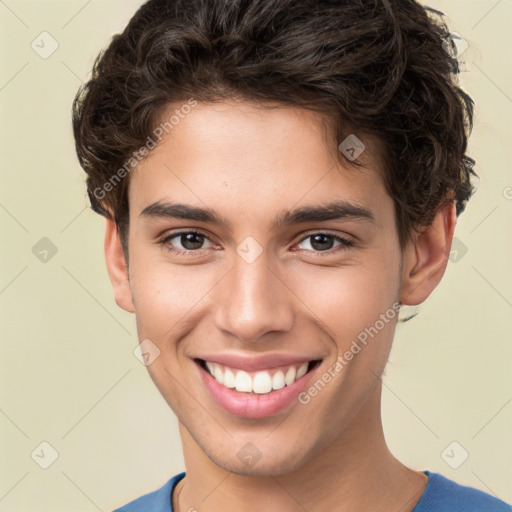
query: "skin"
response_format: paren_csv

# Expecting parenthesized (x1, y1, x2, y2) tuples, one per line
(104, 100, 456, 511)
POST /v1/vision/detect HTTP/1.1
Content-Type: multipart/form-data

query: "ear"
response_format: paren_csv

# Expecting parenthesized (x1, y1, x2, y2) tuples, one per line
(104, 218, 135, 313)
(400, 201, 457, 306)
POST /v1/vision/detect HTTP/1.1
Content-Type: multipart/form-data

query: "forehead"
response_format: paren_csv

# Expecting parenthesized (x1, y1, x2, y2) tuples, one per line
(128, 100, 390, 223)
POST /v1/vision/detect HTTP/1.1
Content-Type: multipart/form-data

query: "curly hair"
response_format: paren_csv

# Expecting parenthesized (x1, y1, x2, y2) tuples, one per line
(72, 0, 476, 257)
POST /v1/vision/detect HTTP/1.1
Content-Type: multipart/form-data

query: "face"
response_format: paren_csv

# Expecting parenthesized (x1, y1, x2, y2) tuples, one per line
(105, 100, 447, 476)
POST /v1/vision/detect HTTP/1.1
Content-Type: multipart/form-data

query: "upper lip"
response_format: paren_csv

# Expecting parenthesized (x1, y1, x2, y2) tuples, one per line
(195, 353, 322, 372)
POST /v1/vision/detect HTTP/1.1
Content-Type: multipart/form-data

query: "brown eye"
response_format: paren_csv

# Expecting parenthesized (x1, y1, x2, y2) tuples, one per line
(310, 234, 335, 251)
(160, 231, 214, 252)
(179, 232, 205, 250)
(297, 233, 352, 252)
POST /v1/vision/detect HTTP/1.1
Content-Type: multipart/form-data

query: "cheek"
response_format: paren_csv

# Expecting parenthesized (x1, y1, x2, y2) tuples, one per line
(286, 253, 400, 346)
(129, 255, 218, 340)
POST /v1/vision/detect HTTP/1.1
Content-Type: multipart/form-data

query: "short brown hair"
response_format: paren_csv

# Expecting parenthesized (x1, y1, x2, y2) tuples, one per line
(72, 0, 476, 256)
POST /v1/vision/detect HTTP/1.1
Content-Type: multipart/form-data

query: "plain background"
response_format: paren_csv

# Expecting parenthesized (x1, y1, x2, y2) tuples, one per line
(0, 0, 511, 510)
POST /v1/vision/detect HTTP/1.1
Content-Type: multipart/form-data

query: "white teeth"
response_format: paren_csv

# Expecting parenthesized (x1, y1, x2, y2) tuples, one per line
(253, 371, 272, 394)
(284, 366, 296, 386)
(235, 370, 253, 392)
(296, 362, 308, 379)
(204, 361, 311, 395)
(272, 371, 285, 390)
(223, 368, 236, 388)
(214, 364, 224, 385)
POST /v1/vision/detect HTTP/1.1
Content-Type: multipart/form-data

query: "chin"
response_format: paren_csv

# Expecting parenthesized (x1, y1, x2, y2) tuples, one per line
(206, 445, 310, 477)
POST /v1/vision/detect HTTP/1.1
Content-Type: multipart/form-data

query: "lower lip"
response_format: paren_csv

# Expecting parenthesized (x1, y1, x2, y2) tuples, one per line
(197, 361, 319, 419)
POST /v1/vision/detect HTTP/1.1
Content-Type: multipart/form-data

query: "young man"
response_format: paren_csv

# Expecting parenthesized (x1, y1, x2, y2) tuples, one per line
(72, 0, 511, 510)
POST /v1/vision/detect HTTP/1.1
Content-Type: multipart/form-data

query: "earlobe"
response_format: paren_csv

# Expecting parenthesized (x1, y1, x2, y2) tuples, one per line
(400, 201, 457, 306)
(104, 218, 135, 313)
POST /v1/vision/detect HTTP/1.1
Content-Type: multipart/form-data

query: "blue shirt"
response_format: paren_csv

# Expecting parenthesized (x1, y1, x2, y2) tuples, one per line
(113, 470, 512, 511)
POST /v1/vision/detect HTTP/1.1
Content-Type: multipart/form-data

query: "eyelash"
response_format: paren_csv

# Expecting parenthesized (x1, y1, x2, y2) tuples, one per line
(292, 233, 354, 256)
(158, 230, 215, 257)
(157, 229, 354, 256)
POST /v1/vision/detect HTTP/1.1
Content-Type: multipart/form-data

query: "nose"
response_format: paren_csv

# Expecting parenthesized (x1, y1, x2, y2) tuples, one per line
(214, 253, 295, 343)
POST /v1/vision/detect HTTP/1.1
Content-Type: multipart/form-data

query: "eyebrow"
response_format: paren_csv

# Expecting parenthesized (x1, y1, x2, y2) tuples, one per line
(141, 202, 228, 226)
(140, 200, 375, 228)
(274, 201, 375, 227)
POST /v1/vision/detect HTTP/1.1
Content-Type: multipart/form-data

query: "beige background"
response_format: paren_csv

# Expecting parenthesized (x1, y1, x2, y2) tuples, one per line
(0, 0, 511, 510)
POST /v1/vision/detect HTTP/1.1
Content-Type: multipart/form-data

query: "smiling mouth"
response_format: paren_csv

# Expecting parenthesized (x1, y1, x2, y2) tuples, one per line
(195, 358, 322, 395)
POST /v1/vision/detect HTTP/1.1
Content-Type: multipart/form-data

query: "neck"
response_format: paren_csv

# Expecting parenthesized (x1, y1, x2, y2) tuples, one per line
(175, 381, 427, 512)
